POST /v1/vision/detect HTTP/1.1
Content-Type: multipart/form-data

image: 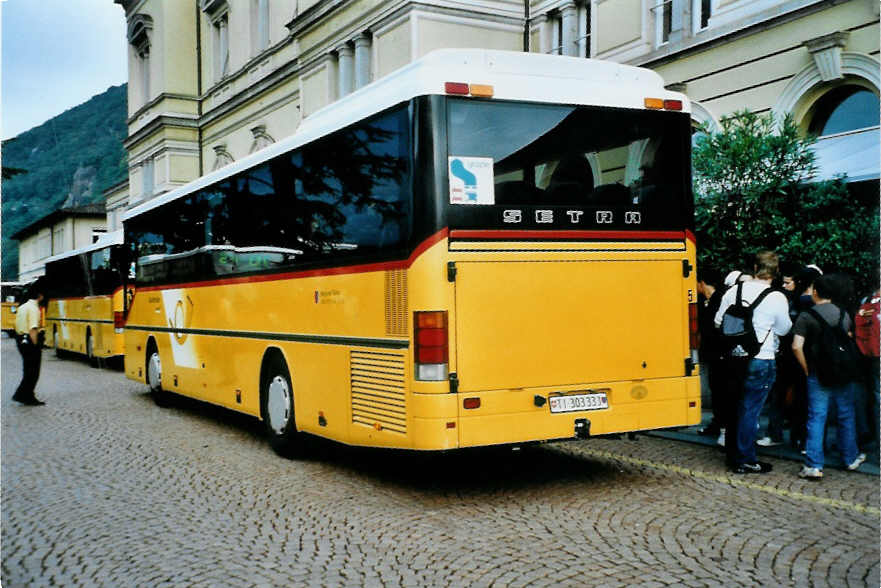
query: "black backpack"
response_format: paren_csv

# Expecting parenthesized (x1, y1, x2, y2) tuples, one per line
(806, 306, 859, 387)
(720, 283, 774, 357)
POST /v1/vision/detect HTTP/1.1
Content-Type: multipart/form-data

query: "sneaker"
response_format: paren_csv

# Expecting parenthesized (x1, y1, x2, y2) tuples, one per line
(798, 466, 823, 480)
(846, 453, 867, 471)
(698, 424, 720, 436)
(756, 436, 783, 447)
(731, 461, 773, 474)
(716, 429, 726, 447)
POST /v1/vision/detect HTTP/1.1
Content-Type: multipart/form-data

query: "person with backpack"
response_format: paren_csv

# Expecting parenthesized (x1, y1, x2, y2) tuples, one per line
(791, 274, 865, 480)
(715, 250, 792, 474)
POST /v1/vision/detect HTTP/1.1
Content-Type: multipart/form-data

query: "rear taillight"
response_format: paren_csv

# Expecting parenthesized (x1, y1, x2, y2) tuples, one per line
(688, 302, 699, 364)
(415, 311, 448, 381)
(444, 82, 470, 95)
(114, 310, 125, 334)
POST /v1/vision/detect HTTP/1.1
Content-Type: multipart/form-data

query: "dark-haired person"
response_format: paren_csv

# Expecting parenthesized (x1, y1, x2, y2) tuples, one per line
(12, 281, 48, 406)
(715, 251, 792, 474)
(787, 264, 822, 451)
(696, 267, 725, 438)
(792, 274, 865, 480)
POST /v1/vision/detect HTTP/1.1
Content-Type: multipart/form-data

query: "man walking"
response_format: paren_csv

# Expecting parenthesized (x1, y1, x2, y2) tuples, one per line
(792, 274, 865, 479)
(12, 280, 47, 406)
(715, 251, 792, 474)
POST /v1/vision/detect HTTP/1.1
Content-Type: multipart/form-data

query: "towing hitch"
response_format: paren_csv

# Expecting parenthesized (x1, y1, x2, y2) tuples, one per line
(574, 418, 591, 439)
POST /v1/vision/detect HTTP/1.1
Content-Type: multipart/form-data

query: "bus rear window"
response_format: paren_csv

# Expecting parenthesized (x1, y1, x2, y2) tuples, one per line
(446, 99, 691, 231)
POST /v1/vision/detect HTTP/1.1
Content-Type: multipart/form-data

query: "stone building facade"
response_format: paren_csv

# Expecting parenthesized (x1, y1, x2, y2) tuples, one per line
(111, 0, 879, 208)
(12, 204, 108, 283)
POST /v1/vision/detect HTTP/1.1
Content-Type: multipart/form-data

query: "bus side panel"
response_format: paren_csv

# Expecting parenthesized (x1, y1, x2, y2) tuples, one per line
(84, 295, 115, 358)
(49, 296, 119, 359)
(49, 299, 84, 355)
(125, 272, 407, 445)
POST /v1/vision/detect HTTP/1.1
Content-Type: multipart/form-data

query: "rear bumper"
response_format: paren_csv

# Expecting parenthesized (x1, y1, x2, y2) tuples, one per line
(454, 375, 701, 448)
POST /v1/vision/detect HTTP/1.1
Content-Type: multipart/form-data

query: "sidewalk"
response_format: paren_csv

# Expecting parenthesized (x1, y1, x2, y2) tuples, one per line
(648, 410, 880, 476)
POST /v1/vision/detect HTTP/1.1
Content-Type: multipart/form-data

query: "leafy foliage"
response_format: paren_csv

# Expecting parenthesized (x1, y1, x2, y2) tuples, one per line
(693, 110, 879, 294)
(1, 85, 128, 280)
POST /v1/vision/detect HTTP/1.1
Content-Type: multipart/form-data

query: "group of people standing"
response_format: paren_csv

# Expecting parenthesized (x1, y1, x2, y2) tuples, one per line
(697, 250, 879, 479)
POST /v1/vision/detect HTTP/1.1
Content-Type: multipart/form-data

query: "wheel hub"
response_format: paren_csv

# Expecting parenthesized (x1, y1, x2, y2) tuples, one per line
(267, 375, 291, 434)
(148, 352, 161, 390)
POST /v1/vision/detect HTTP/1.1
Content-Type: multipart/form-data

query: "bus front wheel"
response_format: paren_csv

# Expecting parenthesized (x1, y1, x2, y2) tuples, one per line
(260, 354, 303, 458)
(147, 342, 170, 407)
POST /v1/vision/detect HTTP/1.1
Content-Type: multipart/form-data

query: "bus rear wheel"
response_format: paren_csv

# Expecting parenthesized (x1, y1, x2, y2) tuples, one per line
(260, 355, 303, 458)
(146, 342, 170, 407)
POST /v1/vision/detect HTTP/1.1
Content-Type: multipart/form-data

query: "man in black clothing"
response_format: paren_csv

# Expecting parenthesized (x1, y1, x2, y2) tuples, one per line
(12, 280, 48, 406)
(697, 268, 725, 437)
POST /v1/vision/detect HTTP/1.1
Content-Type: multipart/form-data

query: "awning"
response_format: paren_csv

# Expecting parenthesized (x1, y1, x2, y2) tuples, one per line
(811, 127, 880, 183)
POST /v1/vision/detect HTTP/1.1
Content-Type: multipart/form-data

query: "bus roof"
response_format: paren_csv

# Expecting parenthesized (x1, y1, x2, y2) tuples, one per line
(43, 229, 124, 265)
(125, 48, 689, 222)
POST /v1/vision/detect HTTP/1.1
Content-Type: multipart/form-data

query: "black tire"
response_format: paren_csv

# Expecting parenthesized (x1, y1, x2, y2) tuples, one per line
(53, 327, 65, 358)
(86, 330, 98, 368)
(146, 341, 171, 407)
(260, 354, 303, 458)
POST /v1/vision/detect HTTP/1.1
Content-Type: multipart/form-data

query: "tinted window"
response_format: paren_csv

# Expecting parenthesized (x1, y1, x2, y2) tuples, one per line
(89, 247, 123, 295)
(45, 256, 89, 299)
(128, 104, 412, 285)
(446, 99, 691, 231)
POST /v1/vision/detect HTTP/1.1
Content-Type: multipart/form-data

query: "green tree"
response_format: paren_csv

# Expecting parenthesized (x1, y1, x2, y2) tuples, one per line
(693, 110, 879, 293)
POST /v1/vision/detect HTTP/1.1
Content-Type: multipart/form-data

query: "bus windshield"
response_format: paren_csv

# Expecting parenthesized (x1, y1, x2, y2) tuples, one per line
(446, 99, 692, 232)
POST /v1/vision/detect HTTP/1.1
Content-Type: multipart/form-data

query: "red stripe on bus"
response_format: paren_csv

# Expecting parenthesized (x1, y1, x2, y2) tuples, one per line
(449, 230, 686, 241)
(135, 228, 450, 292)
(685, 229, 697, 246)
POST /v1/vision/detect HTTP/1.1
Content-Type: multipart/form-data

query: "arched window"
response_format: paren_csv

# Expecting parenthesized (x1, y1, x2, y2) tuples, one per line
(808, 86, 880, 136)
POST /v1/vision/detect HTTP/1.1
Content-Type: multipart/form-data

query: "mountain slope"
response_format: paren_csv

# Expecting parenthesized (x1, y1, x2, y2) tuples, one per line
(1, 84, 128, 280)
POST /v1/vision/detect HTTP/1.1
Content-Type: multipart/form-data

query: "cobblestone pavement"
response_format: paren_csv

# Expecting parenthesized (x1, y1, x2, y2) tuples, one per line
(2, 337, 879, 587)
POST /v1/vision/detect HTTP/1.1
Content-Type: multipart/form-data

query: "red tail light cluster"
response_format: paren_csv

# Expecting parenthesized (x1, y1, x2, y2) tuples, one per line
(644, 97, 684, 111)
(114, 310, 126, 334)
(444, 82, 494, 98)
(415, 311, 448, 381)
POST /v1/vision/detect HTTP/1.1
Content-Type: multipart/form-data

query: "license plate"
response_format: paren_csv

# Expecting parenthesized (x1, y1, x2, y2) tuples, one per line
(549, 392, 608, 414)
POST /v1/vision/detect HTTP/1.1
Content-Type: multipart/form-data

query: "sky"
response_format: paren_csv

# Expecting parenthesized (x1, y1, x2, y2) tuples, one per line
(1, 0, 128, 141)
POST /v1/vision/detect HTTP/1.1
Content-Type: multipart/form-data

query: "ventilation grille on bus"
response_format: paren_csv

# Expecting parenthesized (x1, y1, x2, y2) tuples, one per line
(351, 350, 407, 434)
(384, 270, 408, 336)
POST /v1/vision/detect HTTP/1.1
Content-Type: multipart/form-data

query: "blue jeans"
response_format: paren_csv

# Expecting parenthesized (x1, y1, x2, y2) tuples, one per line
(735, 359, 776, 465)
(804, 375, 859, 469)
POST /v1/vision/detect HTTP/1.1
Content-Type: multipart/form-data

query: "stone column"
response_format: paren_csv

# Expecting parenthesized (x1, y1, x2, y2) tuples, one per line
(337, 44, 354, 97)
(354, 34, 372, 90)
(560, 2, 578, 57)
(532, 14, 550, 54)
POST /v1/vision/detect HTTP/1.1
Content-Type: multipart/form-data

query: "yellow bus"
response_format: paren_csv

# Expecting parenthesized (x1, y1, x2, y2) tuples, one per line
(44, 231, 129, 365)
(123, 49, 700, 456)
(1, 282, 27, 336)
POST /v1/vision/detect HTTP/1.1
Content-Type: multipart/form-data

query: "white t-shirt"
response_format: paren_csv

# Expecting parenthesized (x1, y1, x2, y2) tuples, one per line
(714, 280, 792, 360)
